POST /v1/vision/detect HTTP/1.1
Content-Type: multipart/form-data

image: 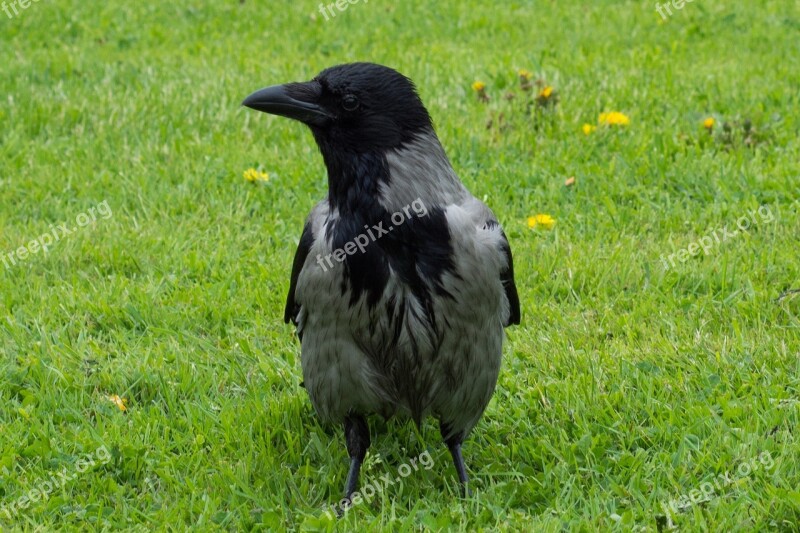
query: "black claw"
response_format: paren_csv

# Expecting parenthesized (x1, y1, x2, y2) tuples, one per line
(343, 457, 361, 500)
(448, 442, 471, 496)
(440, 421, 471, 496)
(343, 414, 370, 501)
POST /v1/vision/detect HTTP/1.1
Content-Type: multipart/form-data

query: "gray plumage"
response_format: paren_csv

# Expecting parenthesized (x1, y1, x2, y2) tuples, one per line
(297, 133, 511, 437)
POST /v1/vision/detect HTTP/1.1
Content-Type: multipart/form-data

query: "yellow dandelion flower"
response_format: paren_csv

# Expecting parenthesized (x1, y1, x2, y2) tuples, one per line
(534, 85, 557, 107)
(582, 123, 597, 135)
(527, 214, 556, 230)
(518, 69, 533, 81)
(703, 117, 715, 130)
(472, 81, 489, 102)
(108, 395, 128, 412)
(243, 168, 269, 183)
(598, 112, 631, 126)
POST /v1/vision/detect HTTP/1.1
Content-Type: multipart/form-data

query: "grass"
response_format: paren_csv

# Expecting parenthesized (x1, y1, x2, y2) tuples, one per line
(1, 0, 799, 530)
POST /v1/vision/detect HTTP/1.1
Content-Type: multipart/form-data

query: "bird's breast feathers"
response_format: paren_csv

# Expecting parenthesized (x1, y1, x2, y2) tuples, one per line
(295, 195, 510, 351)
(292, 196, 511, 424)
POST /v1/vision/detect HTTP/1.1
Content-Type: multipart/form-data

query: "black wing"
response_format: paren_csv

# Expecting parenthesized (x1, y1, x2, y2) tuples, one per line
(284, 221, 314, 326)
(487, 221, 521, 327)
(500, 229, 521, 326)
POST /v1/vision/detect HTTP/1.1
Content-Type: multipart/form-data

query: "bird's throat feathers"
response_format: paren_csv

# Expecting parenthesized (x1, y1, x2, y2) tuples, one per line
(315, 130, 467, 214)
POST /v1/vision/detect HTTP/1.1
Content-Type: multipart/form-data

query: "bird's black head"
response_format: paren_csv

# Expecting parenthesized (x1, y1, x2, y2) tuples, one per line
(242, 63, 435, 153)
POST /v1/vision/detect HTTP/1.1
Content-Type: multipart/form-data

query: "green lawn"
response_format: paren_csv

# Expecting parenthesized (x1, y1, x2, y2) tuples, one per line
(1, 0, 799, 530)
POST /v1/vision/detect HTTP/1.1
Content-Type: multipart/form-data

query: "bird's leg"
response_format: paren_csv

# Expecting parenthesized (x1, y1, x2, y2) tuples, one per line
(343, 414, 370, 505)
(440, 421, 471, 496)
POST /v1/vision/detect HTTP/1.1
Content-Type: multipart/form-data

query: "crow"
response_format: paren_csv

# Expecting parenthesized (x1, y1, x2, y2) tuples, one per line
(242, 62, 520, 502)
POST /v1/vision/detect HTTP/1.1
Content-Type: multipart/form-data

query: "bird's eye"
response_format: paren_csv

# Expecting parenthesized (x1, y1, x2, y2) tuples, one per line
(341, 95, 359, 111)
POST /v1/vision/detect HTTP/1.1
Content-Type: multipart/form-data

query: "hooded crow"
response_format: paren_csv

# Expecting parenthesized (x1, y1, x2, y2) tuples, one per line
(242, 62, 520, 502)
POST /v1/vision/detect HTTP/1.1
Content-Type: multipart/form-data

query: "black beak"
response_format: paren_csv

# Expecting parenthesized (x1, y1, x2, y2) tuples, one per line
(242, 84, 332, 127)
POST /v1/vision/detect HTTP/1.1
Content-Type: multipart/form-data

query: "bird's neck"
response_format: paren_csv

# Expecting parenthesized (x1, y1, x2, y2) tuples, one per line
(380, 132, 467, 212)
(319, 146, 389, 216)
(319, 131, 467, 216)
